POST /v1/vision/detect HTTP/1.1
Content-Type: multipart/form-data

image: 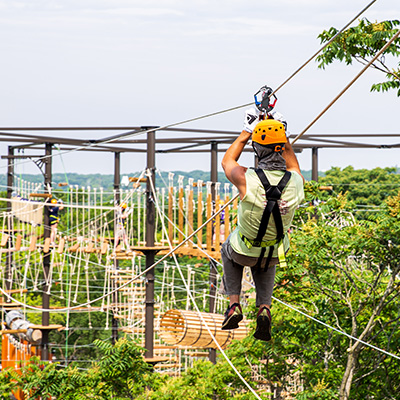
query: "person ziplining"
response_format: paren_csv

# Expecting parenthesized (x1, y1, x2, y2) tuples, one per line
(49, 197, 64, 246)
(114, 202, 132, 254)
(220, 86, 304, 341)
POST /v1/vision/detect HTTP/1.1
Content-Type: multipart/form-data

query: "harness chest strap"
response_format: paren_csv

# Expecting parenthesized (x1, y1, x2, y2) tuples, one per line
(240, 169, 291, 268)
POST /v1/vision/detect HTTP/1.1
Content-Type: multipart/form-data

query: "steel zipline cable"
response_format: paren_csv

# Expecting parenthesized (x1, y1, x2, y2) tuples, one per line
(2, 167, 400, 363)
(0, 0, 388, 312)
(292, 27, 400, 144)
(146, 170, 263, 400)
(0, 191, 235, 312)
(0, 0, 379, 172)
(147, 170, 400, 362)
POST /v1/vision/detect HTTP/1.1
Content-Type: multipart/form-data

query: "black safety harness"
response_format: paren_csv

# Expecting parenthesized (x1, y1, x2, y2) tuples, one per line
(239, 169, 291, 269)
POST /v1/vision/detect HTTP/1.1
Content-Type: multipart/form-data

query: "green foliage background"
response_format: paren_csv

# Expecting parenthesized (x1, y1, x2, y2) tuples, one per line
(2, 161, 400, 398)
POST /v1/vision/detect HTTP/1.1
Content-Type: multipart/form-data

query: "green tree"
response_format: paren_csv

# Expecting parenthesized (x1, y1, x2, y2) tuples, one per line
(319, 166, 400, 206)
(317, 18, 400, 95)
(0, 337, 155, 399)
(271, 193, 400, 400)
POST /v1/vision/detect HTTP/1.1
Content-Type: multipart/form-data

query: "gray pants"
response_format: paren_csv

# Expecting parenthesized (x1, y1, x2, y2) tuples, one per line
(221, 239, 277, 307)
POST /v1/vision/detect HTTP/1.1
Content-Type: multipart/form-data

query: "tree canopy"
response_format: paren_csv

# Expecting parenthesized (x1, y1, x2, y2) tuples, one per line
(319, 166, 400, 206)
(317, 18, 400, 96)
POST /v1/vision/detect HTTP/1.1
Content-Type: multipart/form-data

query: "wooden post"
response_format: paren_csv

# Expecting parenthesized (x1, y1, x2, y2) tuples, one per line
(188, 178, 194, 248)
(197, 180, 203, 249)
(224, 187, 230, 241)
(178, 175, 184, 244)
(168, 173, 174, 245)
(214, 192, 221, 253)
(15, 234, 22, 251)
(206, 182, 212, 251)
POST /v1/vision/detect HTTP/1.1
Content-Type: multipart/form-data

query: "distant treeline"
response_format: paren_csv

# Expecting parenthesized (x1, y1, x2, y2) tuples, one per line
(1, 169, 319, 191)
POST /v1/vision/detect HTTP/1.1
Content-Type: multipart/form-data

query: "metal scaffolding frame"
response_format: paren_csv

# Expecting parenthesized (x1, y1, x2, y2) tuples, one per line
(1, 126, 399, 362)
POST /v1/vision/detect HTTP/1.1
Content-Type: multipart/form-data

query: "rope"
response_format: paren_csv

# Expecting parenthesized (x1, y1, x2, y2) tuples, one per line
(151, 170, 400, 361)
(271, 0, 378, 97)
(0, 0, 378, 172)
(292, 27, 400, 144)
(5, 176, 399, 364)
(147, 169, 262, 400)
(272, 296, 400, 361)
(0, 180, 235, 312)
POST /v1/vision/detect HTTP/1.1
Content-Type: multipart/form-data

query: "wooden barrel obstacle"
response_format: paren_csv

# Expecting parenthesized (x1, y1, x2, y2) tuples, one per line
(159, 309, 248, 349)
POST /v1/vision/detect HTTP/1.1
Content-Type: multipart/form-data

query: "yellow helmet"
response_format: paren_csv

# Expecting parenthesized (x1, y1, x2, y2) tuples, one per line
(121, 203, 127, 209)
(252, 119, 287, 146)
(51, 198, 57, 204)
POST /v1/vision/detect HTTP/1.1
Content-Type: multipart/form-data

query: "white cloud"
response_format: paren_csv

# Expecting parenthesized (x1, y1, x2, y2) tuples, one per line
(187, 17, 319, 37)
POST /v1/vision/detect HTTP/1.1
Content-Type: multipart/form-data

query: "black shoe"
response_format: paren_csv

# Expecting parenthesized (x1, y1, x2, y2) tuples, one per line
(253, 306, 272, 341)
(221, 303, 243, 330)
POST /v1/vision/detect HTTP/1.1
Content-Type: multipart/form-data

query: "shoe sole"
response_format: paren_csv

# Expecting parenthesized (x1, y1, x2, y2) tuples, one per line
(221, 314, 243, 330)
(253, 315, 271, 341)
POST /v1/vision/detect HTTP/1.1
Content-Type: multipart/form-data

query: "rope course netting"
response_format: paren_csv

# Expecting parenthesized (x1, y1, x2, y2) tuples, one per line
(1, 170, 254, 376)
(2, 0, 399, 396)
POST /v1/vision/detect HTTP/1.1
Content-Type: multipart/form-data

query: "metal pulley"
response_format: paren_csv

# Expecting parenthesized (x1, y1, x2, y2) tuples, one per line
(254, 85, 277, 114)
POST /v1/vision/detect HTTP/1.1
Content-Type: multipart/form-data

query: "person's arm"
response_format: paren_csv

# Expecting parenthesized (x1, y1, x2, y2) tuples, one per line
(221, 130, 251, 199)
(283, 141, 304, 182)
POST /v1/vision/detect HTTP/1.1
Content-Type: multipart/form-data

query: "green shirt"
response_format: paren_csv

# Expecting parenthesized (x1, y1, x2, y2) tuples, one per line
(230, 169, 304, 258)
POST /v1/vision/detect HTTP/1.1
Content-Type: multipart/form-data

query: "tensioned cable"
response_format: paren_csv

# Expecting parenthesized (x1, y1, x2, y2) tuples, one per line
(149, 176, 400, 361)
(292, 27, 400, 144)
(5, 183, 398, 360)
(273, 0, 378, 95)
(0, 196, 115, 210)
(150, 171, 400, 360)
(0, 170, 146, 234)
(147, 170, 262, 400)
(272, 296, 400, 361)
(0, 187, 234, 311)
(1, 0, 378, 172)
(2, 186, 400, 362)
(233, 256, 400, 361)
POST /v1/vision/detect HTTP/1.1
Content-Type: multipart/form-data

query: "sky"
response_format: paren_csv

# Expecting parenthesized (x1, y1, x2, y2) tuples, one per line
(0, 0, 399, 178)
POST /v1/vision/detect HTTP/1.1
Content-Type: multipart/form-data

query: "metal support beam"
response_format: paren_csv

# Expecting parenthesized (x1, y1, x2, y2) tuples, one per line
(145, 131, 156, 359)
(209, 141, 218, 363)
(312, 147, 318, 182)
(112, 152, 121, 345)
(41, 143, 52, 361)
(5, 147, 14, 299)
(211, 141, 218, 202)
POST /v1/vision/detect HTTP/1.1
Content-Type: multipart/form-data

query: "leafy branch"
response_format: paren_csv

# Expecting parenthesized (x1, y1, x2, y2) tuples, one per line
(317, 19, 400, 96)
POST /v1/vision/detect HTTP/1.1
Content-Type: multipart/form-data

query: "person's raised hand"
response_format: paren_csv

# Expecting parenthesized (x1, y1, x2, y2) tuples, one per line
(243, 107, 260, 133)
